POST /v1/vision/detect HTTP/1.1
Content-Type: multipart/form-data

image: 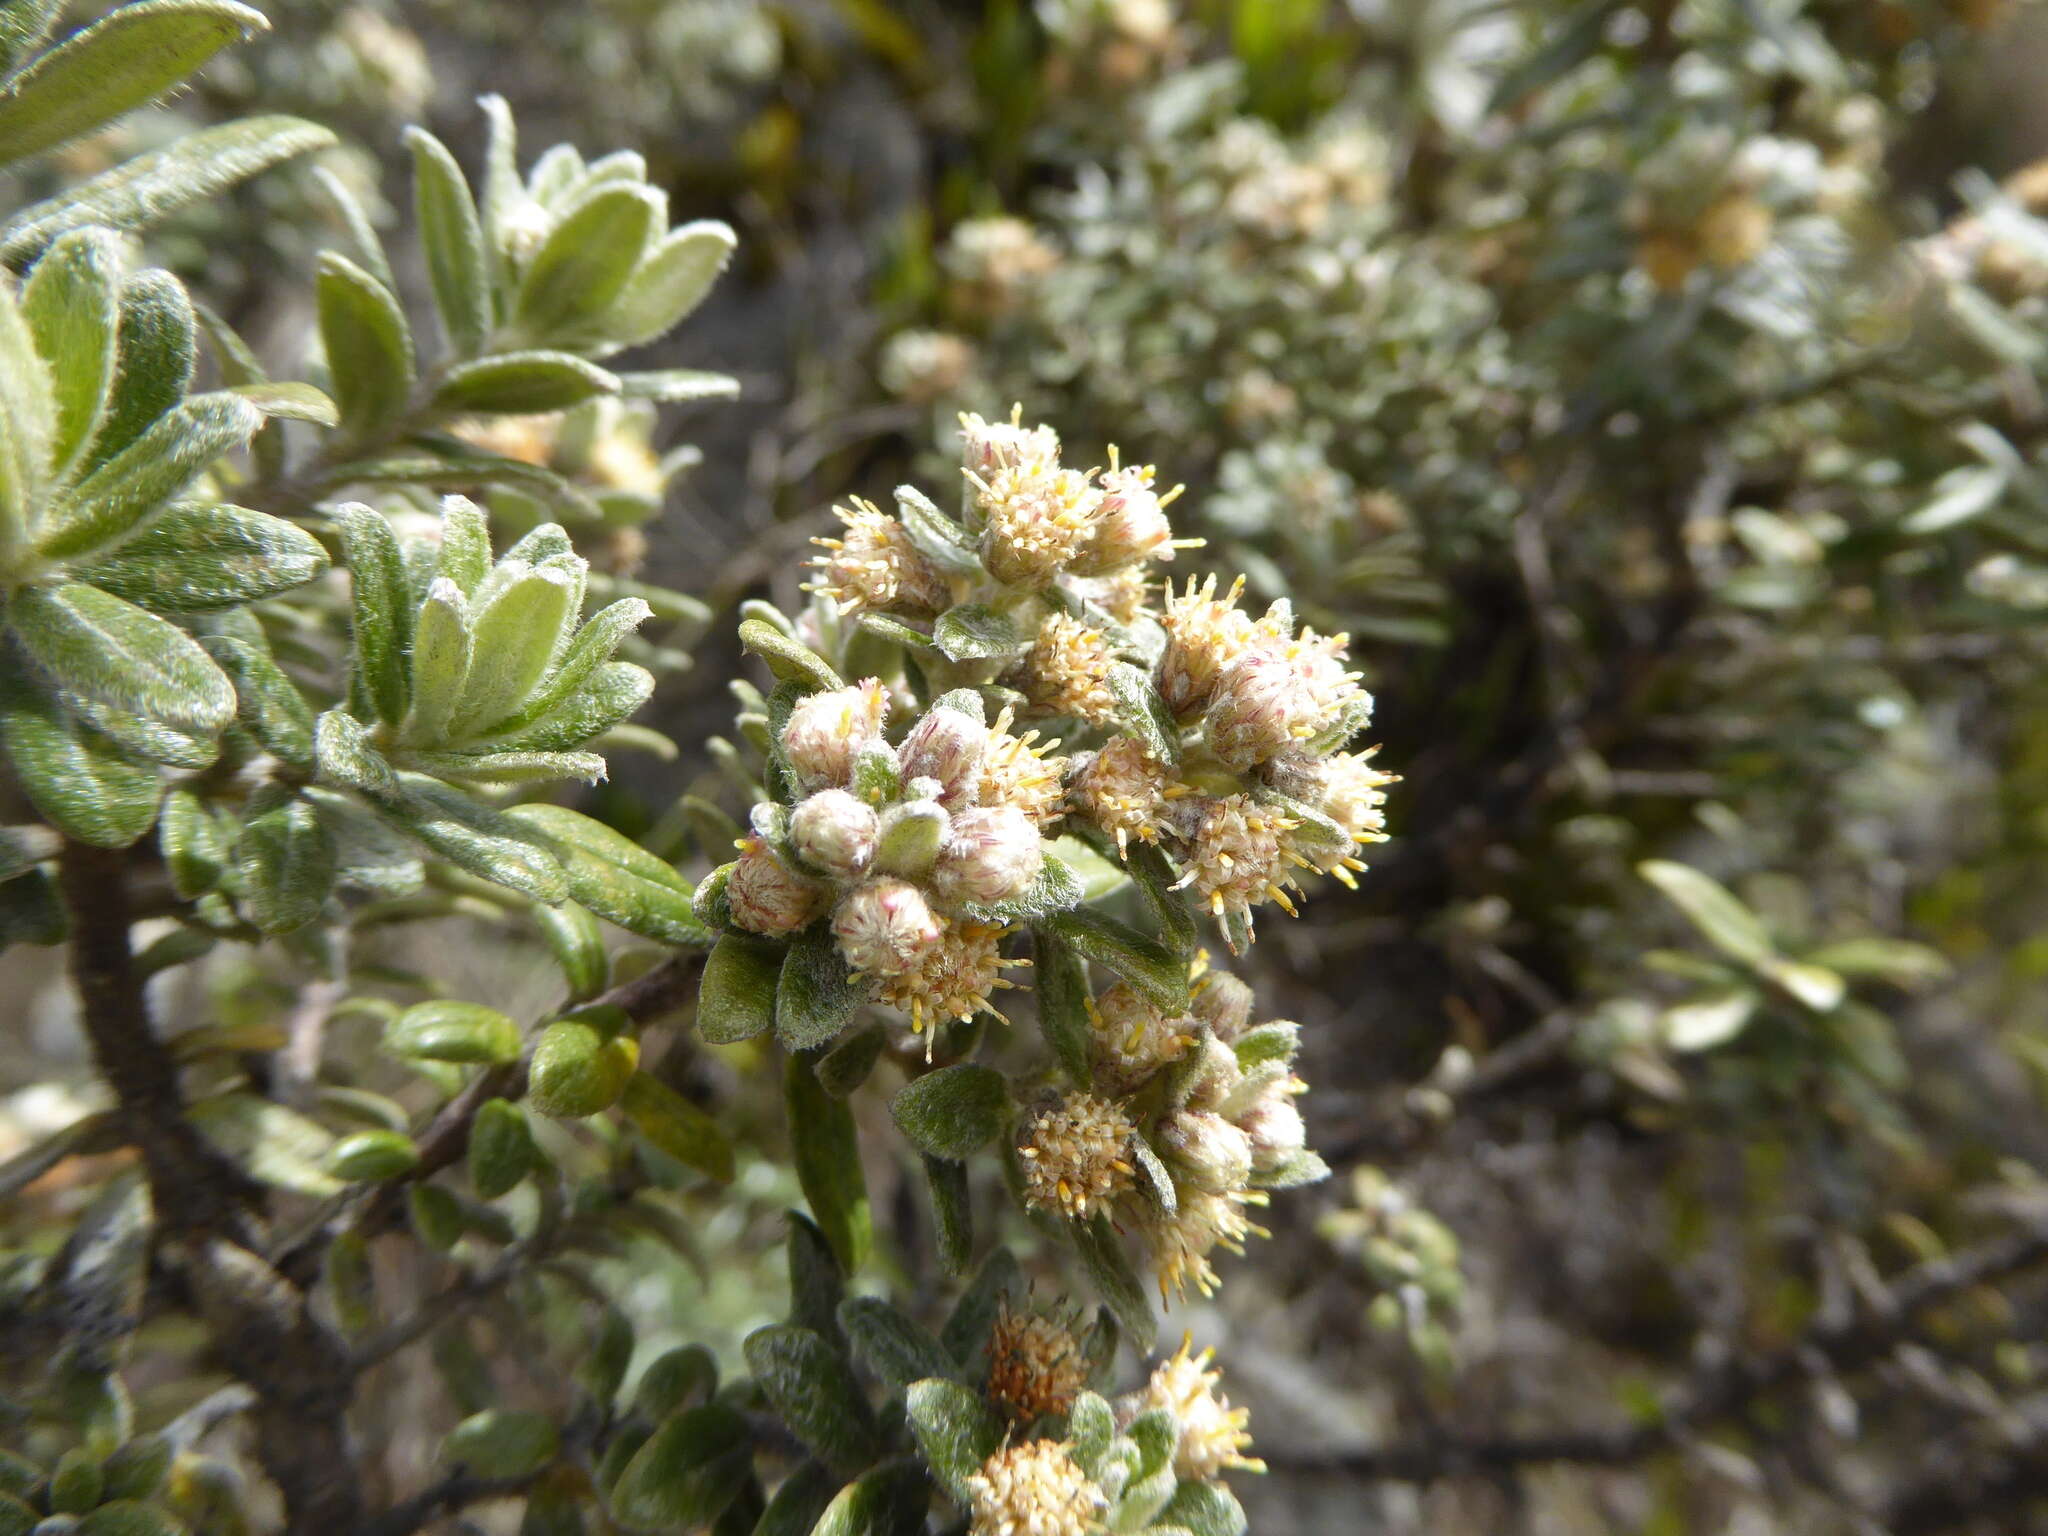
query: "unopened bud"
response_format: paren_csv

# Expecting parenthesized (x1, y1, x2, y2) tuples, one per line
(931, 805, 1044, 906)
(1182, 1035, 1245, 1111)
(780, 680, 890, 791)
(1238, 1089, 1307, 1175)
(726, 838, 828, 936)
(789, 789, 879, 880)
(898, 706, 987, 808)
(1205, 650, 1319, 770)
(1190, 971, 1255, 1042)
(832, 878, 943, 977)
(873, 800, 949, 880)
(959, 410, 1060, 480)
(1157, 1108, 1254, 1195)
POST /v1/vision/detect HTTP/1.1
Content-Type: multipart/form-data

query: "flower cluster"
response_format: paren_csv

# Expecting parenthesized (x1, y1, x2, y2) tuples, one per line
(1014, 958, 1324, 1300)
(725, 683, 1072, 1040)
(1069, 572, 1395, 947)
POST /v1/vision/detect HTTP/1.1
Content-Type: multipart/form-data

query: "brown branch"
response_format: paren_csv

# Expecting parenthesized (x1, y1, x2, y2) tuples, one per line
(364, 1468, 553, 1536)
(1275, 1216, 2048, 1485)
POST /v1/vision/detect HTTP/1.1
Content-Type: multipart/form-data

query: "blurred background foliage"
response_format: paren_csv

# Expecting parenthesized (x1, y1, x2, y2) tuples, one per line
(13, 0, 2048, 1530)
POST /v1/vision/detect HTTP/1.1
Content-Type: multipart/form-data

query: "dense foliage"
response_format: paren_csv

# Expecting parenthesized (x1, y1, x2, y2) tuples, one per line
(6, 2, 2048, 1534)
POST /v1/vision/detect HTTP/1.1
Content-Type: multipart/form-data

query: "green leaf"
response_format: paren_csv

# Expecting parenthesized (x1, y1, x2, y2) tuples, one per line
(312, 707, 395, 795)
(838, 1299, 955, 1394)
(614, 368, 741, 403)
(400, 577, 471, 746)
(486, 596, 650, 736)
(786, 1053, 872, 1273)
(22, 228, 118, 475)
(804, 1461, 930, 1536)
(527, 1014, 634, 1118)
(902, 1379, 1001, 1502)
(374, 772, 568, 903)
(786, 1210, 847, 1343)
(1074, 1213, 1155, 1352)
(699, 932, 783, 1043)
(1105, 662, 1182, 765)
(778, 925, 866, 1051)
(1156, 1479, 1248, 1536)
(226, 379, 337, 425)
(157, 787, 222, 896)
(443, 1410, 559, 1478)
(0, 679, 161, 846)
(742, 1325, 879, 1475)
(317, 251, 415, 441)
(204, 629, 315, 767)
(923, 1154, 972, 1276)
(0, 114, 336, 262)
(0, 269, 51, 548)
(609, 220, 736, 345)
(535, 898, 607, 1002)
(0, 1, 268, 168)
(739, 617, 844, 694)
(79, 501, 329, 611)
(748, 1461, 838, 1536)
(1031, 926, 1096, 1087)
(623, 1070, 735, 1183)
(1638, 860, 1774, 967)
(1041, 907, 1188, 1016)
(339, 504, 411, 725)
(891, 1065, 1009, 1161)
(74, 1501, 182, 1536)
(468, 1097, 537, 1199)
(452, 563, 581, 735)
(608, 1404, 752, 1529)
(0, 1, 62, 79)
(1802, 936, 1952, 987)
(939, 1247, 1022, 1365)
(385, 999, 523, 1066)
(816, 1024, 887, 1097)
(405, 126, 491, 358)
(515, 184, 662, 339)
(310, 162, 397, 296)
(634, 1343, 719, 1421)
(325, 1128, 420, 1182)
(39, 391, 263, 561)
(10, 582, 234, 734)
(485, 660, 651, 754)
(235, 789, 334, 933)
(88, 267, 192, 467)
(507, 803, 708, 946)
(932, 602, 1025, 662)
(434, 351, 620, 414)
(893, 485, 983, 577)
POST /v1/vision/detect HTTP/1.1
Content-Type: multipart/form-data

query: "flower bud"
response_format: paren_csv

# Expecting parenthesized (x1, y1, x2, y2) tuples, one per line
(1181, 1035, 1245, 1112)
(898, 706, 987, 808)
(789, 789, 878, 880)
(780, 679, 890, 791)
(931, 805, 1044, 907)
(1205, 649, 1319, 770)
(959, 410, 1060, 480)
(1156, 1108, 1254, 1195)
(1068, 463, 1174, 575)
(726, 838, 828, 936)
(1239, 1089, 1307, 1176)
(1190, 970, 1255, 1042)
(831, 878, 942, 977)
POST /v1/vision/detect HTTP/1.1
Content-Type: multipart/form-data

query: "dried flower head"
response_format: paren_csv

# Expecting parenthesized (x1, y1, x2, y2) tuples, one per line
(1017, 613, 1120, 723)
(1067, 739, 1174, 857)
(726, 837, 828, 936)
(781, 679, 891, 791)
(832, 877, 942, 977)
(964, 1439, 1104, 1536)
(1089, 981, 1195, 1093)
(1018, 1091, 1138, 1221)
(987, 1299, 1090, 1421)
(980, 709, 1068, 827)
(807, 498, 951, 617)
(1140, 1338, 1265, 1481)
